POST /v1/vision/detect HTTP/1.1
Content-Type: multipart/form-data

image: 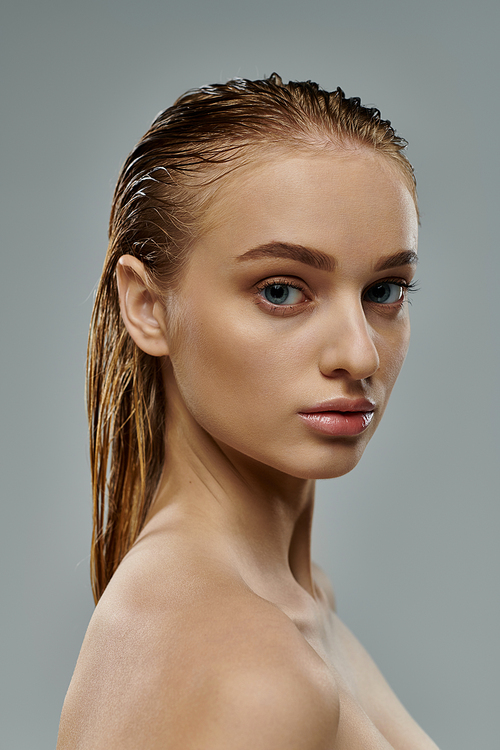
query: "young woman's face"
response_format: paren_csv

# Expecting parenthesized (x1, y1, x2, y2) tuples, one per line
(163, 150, 418, 479)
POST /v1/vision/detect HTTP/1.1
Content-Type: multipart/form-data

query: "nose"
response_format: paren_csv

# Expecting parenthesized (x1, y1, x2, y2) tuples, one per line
(318, 300, 380, 381)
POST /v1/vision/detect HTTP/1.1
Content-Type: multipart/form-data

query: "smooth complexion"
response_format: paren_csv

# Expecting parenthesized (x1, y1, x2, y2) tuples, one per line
(58, 150, 439, 749)
(117, 149, 419, 599)
(160, 150, 417, 481)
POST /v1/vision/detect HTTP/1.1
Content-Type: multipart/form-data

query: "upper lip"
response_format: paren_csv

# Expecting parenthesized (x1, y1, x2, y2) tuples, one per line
(299, 398, 376, 414)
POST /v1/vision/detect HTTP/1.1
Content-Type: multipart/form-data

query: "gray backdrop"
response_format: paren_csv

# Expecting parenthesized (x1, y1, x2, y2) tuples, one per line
(1, 1, 498, 748)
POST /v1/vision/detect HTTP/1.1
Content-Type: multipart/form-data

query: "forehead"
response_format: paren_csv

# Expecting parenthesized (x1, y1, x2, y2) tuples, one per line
(196, 150, 418, 268)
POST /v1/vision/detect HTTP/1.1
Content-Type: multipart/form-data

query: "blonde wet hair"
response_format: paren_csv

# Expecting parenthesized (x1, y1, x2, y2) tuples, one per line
(88, 73, 418, 602)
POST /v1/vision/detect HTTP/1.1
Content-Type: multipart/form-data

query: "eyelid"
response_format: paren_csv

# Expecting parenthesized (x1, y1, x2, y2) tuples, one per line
(254, 276, 310, 315)
(253, 274, 419, 316)
(255, 273, 308, 287)
(363, 277, 420, 306)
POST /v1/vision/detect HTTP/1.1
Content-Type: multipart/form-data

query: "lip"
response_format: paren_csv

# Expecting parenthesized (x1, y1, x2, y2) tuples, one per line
(300, 398, 375, 414)
(298, 398, 376, 437)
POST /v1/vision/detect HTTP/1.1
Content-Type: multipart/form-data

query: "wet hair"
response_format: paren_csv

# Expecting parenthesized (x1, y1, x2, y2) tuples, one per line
(88, 73, 418, 603)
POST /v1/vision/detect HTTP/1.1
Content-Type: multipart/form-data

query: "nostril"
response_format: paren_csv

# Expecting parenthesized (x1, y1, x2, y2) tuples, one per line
(318, 328, 379, 381)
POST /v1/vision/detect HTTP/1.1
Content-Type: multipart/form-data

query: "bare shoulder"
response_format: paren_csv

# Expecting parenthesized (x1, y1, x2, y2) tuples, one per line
(188, 652, 339, 750)
(58, 541, 339, 749)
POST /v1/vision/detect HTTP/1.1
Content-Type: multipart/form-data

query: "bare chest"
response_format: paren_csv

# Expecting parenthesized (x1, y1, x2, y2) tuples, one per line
(289, 604, 438, 750)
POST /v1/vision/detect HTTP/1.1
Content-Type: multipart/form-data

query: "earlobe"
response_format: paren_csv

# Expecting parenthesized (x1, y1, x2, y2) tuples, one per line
(116, 255, 170, 357)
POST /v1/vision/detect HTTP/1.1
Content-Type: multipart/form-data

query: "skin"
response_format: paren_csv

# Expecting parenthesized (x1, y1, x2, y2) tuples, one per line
(57, 149, 439, 749)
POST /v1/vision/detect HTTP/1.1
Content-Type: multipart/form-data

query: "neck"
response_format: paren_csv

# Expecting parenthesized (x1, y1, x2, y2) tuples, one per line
(147, 376, 317, 598)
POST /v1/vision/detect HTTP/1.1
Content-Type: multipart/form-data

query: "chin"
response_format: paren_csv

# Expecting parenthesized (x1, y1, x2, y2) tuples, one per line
(289, 455, 366, 481)
(206, 416, 376, 483)
(258, 437, 372, 481)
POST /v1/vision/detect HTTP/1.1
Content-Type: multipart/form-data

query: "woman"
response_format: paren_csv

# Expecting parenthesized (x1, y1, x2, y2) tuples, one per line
(57, 74, 438, 749)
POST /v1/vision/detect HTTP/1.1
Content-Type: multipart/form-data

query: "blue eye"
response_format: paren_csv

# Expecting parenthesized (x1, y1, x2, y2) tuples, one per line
(365, 282, 404, 304)
(262, 284, 304, 305)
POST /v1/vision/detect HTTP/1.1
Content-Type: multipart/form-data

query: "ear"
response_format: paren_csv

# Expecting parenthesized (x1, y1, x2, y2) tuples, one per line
(116, 255, 170, 357)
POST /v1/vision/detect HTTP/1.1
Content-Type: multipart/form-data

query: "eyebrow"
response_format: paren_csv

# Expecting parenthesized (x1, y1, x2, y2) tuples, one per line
(235, 242, 336, 272)
(374, 250, 418, 271)
(235, 242, 418, 273)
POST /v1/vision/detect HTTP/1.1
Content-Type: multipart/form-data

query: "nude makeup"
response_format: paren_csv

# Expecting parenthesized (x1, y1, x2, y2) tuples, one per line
(298, 399, 375, 437)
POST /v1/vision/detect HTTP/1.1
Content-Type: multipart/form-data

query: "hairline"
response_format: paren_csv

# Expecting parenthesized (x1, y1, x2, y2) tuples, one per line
(192, 139, 418, 241)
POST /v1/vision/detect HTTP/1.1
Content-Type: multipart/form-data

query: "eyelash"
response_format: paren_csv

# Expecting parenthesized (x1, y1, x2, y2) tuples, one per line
(255, 277, 309, 315)
(254, 276, 420, 315)
(365, 278, 420, 305)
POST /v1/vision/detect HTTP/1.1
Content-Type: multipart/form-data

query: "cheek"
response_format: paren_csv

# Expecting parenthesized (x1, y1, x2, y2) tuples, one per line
(166, 292, 319, 455)
(377, 320, 411, 394)
(167, 302, 289, 425)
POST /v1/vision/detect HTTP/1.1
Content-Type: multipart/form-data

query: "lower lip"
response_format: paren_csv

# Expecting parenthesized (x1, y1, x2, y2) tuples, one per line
(298, 411, 374, 437)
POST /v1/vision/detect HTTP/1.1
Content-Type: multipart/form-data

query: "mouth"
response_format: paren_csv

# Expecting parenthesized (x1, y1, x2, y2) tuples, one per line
(298, 398, 375, 437)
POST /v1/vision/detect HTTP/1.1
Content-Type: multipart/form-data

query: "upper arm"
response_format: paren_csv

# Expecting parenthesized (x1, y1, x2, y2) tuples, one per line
(185, 663, 339, 750)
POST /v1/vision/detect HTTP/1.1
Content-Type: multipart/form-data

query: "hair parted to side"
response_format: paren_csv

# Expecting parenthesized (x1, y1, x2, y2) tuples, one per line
(88, 73, 418, 603)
